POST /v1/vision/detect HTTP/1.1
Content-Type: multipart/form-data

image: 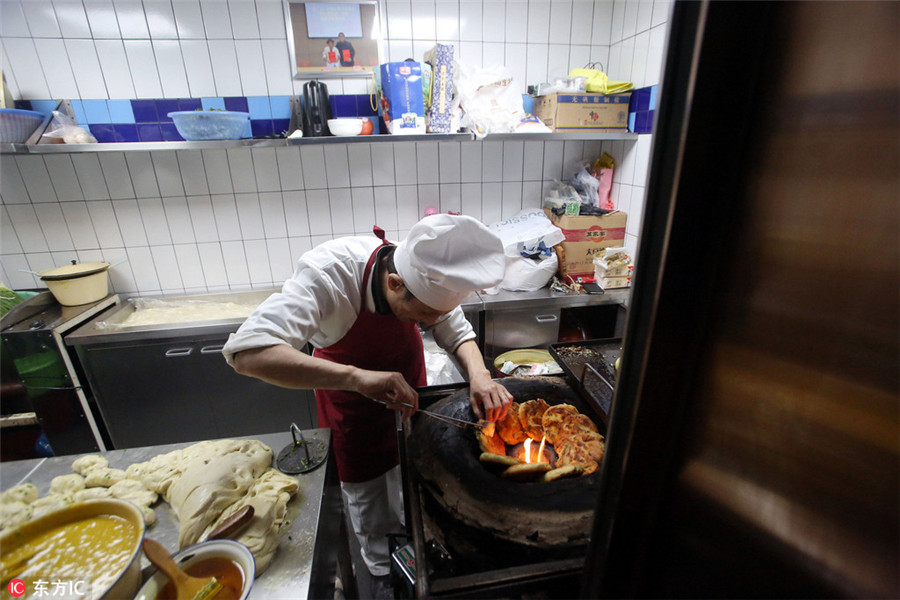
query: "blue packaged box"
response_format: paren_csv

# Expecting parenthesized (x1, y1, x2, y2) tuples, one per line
(380, 62, 425, 134)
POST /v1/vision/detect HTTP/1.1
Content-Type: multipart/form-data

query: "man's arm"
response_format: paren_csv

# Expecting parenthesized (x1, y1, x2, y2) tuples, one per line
(233, 344, 418, 420)
(454, 339, 512, 422)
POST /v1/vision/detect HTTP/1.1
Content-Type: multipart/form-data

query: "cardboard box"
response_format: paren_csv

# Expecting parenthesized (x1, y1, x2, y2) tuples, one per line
(533, 92, 632, 132)
(545, 210, 628, 277)
(598, 276, 632, 289)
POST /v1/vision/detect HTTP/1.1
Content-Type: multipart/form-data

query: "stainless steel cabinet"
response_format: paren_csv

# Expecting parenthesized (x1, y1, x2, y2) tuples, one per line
(74, 335, 316, 449)
(484, 306, 560, 360)
(480, 288, 630, 361)
(67, 291, 316, 449)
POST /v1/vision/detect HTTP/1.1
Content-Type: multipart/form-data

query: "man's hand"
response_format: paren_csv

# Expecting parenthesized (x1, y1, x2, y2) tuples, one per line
(351, 368, 419, 421)
(469, 371, 512, 422)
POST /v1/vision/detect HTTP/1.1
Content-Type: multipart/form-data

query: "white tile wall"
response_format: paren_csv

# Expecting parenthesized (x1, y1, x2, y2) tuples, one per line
(0, 0, 670, 293)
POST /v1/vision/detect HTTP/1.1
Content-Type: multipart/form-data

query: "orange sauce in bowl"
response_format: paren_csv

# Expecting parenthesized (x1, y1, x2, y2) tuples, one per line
(157, 557, 244, 600)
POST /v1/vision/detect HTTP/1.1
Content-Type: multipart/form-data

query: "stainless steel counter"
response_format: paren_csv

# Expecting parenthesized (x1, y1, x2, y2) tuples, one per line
(62, 285, 626, 347)
(64, 289, 279, 346)
(477, 286, 631, 311)
(0, 429, 343, 600)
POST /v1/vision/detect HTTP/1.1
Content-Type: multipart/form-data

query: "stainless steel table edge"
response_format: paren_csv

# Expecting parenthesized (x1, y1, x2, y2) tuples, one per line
(477, 287, 631, 310)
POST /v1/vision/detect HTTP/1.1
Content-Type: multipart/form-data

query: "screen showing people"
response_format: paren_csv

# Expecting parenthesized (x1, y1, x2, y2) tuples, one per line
(289, 2, 379, 75)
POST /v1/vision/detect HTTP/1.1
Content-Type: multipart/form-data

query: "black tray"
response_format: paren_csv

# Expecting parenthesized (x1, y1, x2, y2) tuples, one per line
(548, 338, 623, 424)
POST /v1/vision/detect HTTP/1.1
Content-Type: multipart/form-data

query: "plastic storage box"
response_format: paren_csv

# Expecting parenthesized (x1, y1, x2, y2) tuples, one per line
(167, 110, 250, 141)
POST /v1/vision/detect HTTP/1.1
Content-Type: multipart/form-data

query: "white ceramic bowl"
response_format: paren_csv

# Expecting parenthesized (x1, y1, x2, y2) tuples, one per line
(134, 539, 256, 600)
(327, 118, 364, 136)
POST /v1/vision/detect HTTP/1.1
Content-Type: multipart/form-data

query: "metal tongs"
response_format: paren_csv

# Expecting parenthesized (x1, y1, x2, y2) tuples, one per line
(371, 398, 488, 431)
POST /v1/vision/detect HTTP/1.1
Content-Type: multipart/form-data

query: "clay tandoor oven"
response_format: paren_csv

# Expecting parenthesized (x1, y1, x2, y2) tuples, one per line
(408, 376, 605, 573)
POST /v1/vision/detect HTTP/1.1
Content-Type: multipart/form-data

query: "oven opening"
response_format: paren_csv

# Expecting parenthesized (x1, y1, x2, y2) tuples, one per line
(476, 398, 604, 482)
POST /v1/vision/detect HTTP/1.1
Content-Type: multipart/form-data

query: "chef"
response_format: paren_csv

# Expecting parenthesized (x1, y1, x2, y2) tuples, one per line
(222, 214, 512, 581)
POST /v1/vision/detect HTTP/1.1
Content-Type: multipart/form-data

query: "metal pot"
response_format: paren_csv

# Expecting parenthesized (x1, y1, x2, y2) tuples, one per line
(39, 261, 110, 306)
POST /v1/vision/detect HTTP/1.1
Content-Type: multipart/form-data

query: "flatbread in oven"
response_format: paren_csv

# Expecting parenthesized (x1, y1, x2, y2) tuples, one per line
(501, 462, 552, 481)
(556, 431, 605, 475)
(552, 413, 600, 447)
(479, 453, 521, 469)
(540, 464, 583, 482)
(540, 404, 580, 445)
(496, 401, 528, 445)
(518, 398, 550, 441)
(477, 428, 506, 455)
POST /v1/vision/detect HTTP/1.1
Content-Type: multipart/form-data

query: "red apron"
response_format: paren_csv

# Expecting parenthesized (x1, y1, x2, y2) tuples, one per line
(313, 236, 427, 483)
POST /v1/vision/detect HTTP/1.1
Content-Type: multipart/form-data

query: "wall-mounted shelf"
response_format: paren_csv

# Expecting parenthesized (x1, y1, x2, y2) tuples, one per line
(0, 131, 638, 155)
(469, 132, 639, 142)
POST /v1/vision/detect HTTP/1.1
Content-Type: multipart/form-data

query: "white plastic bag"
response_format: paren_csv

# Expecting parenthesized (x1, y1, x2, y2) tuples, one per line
(499, 252, 559, 292)
(570, 163, 600, 207)
(454, 61, 526, 138)
(488, 209, 565, 258)
(488, 209, 564, 292)
(41, 111, 96, 144)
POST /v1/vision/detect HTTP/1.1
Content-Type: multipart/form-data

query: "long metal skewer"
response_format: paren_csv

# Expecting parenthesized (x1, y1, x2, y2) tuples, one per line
(370, 398, 484, 430)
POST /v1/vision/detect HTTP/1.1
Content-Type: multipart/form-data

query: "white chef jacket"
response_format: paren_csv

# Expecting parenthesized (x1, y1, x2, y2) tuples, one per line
(222, 236, 476, 366)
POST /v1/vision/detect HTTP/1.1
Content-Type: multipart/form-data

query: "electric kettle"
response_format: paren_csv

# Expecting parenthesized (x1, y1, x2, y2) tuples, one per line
(302, 81, 332, 137)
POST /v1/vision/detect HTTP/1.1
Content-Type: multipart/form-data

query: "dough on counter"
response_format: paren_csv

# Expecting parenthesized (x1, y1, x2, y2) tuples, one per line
(109, 478, 158, 508)
(0, 483, 39, 505)
(0, 500, 33, 531)
(130, 439, 274, 548)
(140, 505, 157, 526)
(201, 469, 300, 574)
(49, 474, 85, 495)
(85, 467, 127, 488)
(71, 454, 109, 475)
(73, 487, 113, 502)
(125, 462, 147, 481)
(29, 495, 71, 519)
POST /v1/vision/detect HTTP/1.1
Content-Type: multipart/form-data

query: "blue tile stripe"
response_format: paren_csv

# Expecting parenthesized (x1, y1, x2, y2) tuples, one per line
(28, 94, 379, 141)
(628, 85, 657, 134)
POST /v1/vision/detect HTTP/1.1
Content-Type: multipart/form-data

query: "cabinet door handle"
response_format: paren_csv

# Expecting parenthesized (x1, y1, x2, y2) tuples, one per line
(535, 314, 559, 323)
(200, 345, 225, 355)
(164, 347, 193, 357)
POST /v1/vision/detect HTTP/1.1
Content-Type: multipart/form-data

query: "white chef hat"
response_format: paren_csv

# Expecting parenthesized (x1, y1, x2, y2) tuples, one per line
(394, 214, 505, 312)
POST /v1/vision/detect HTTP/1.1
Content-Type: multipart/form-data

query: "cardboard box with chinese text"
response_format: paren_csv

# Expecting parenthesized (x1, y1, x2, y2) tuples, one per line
(544, 210, 628, 277)
(532, 92, 632, 132)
